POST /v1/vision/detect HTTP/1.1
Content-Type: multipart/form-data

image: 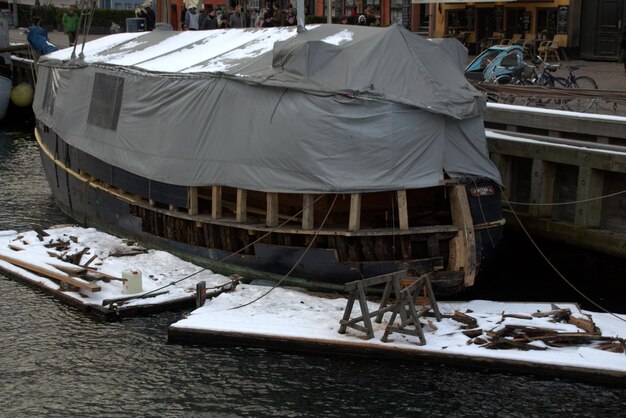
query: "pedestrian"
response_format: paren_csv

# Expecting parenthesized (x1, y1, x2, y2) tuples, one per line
(198, 6, 208, 28)
(201, 9, 217, 30)
(185, 7, 200, 30)
(261, 13, 274, 28)
(229, 5, 244, 28)
(621, 24, 626, 73)
(31, 0, 44, 26)
(271, 3, 283, 27)
(62, 6, 79, 46)
(144, 3, 156, 30)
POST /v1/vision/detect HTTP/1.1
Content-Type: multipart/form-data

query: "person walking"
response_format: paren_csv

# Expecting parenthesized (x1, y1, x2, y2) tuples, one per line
(185, 7, 200, 30)
(62, 6, 79, 46)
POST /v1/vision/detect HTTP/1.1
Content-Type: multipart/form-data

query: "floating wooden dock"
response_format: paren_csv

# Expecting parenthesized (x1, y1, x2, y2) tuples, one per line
(168, 283, 626, 386)
(0, 227, 226, 319)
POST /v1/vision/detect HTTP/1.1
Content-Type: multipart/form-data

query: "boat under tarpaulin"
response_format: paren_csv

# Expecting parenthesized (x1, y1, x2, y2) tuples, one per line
(32, 25, 504, 292)
(33, 25, 500, 192)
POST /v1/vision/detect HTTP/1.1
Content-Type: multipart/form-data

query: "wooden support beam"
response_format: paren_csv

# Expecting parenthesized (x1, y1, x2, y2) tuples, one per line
(349, 193, 361, 232)
(448, 185, 477, 287)
(302, 194, 315, 230)
(188, 187, 198, 216)
(529, 159, 556, 218)
(490, 153, 512, 194)
(212, 186, 222, 219)
(397, 190, 409, 230)
(235, 189, 247, 223)
(266, 192, 279, 227)
(575, 167, 604, 228)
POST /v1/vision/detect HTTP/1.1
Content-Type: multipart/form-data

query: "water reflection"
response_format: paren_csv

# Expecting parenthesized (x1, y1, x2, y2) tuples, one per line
(0, 129, 625, 416)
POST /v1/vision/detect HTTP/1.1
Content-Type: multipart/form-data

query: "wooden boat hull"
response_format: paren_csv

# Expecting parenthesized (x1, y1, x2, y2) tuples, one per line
(36, 123, 504, 293)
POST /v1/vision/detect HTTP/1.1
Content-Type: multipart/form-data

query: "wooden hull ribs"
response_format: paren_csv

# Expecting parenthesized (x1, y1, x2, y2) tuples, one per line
(36, 125, 504, 293)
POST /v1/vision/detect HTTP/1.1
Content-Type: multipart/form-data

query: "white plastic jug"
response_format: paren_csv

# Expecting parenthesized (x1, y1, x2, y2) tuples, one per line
(122, 269, 143, 294)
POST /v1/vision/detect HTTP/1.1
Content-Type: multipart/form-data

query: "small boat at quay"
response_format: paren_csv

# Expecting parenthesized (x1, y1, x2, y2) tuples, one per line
(32, 24, 503, 293)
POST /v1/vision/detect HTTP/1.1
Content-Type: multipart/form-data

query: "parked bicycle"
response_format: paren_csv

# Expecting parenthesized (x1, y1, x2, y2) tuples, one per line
(527, 57, 599, 112)
(484, 61, 537, 104)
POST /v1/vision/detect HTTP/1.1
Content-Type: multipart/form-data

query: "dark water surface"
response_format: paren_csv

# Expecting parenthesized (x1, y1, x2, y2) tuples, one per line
(1, 128, 625, 417)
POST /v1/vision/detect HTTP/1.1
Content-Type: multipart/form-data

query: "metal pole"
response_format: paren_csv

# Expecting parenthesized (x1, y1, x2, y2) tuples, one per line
(296, 0, 305, 31)
(327, 0, 331, 23)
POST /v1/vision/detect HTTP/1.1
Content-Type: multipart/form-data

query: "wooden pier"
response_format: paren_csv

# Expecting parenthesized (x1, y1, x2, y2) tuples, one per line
(484, 104, 626, 259)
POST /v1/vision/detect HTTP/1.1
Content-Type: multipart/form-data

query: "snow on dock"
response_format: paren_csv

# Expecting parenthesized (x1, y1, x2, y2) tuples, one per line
(0, 226, 231, 318)
(1, 226, 625, 383)
(169, 282, 626, 385)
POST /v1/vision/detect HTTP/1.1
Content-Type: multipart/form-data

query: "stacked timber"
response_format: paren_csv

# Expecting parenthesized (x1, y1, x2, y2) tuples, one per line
(450, 305, 625, 354)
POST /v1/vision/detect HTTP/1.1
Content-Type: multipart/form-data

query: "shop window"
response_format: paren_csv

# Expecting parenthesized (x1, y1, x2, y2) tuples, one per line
(446, 8, 467, 34)
(505, 7, 525, 37)
(537, 8, 557, 40)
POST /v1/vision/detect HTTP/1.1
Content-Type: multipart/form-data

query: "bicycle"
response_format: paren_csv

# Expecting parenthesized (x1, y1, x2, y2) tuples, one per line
(527, 57, 599, 112)
(484, 62, 537, 104)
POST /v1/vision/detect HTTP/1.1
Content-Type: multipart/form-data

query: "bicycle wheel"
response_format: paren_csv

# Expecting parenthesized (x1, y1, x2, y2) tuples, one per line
(565, 76, 599, 112)
(551, 77, 569, 107)
(526, 76, 553, 107)
(495, 75, 516, 104)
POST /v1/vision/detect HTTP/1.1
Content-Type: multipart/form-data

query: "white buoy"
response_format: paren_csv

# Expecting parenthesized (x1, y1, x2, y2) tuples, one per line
(122, 269, 143, 294)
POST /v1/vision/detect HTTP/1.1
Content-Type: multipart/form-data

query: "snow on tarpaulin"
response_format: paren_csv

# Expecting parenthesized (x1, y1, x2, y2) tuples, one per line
(33, 25, 501, 193)
(0, 227, 231, 314)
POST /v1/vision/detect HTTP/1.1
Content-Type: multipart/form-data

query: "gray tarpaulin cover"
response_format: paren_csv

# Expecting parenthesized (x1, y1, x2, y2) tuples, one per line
(33, 24, 501, 193)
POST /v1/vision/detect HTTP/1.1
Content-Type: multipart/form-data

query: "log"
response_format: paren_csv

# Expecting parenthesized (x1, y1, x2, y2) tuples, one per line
(531, 308, 572, 318)
(451, 310, 478, 329)
(502, 313, 533, 320)
(462, 328, 483, 338)
(0, 252, 100, 292)
(82, 254, 98, 268)
(568, 315, 599, 334)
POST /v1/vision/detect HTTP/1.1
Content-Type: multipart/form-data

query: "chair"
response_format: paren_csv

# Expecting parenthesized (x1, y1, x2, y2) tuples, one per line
(538, 34, 567, 63)
(500, 33, 522, 46)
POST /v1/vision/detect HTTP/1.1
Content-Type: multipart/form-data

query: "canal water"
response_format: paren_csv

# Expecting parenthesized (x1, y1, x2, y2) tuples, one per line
(1, 127, 625, 416)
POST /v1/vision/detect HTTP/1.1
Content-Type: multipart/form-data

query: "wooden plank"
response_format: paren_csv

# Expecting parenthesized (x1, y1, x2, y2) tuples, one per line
(266, 192, 279, 227)
(188, 187, 198, 216)
(302, 194, 315, 230)
(235, 189, 247, 223)
(484, 106, 626, 141)
(0, 252, 100, 292)
(397, 190, 409, 230)
(487, 136, 626, 174)
(212, 186, 222, 219)
(448, 185, 477, 287)
(490, 153, 512, 194)
(348, 193, 361, 232)
(575, 167, 604, 228)
(529, 159, 556, 218)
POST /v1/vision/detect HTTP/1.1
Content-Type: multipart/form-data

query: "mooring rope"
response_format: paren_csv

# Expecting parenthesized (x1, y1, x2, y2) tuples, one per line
(217, 194, 327, 263)
(500, 185, 626, 324)
(229, 194, 339, 310)
(122, 194, 330, 301)
(504, 189, 626, 206)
